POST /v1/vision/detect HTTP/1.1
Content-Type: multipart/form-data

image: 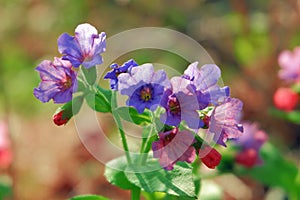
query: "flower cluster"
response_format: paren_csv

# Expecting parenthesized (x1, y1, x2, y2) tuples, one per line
(34, 23, 245, 171)
(34, 23, 106, 125)
(105, 60, 244, 170)
(34, 23, 106, 105)
(274, 47, 300, 111)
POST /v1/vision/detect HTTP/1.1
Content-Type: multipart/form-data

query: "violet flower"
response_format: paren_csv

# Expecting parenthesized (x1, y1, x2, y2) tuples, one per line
(152, 128, 196, 170)
(118, 63, 170, 113)
(34, 57, 77, 103)
(207, 98, 243, 147)
(234, 122, 268, 167)
(183, 62, 229, 105)
(104, 59, 138, 90)
(278, 47, 300, 82)
(58, 23, 106, 69)
(160, 77, 204, 129)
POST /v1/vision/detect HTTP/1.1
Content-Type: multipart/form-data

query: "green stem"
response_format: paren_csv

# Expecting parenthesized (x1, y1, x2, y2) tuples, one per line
(111, 91, 132, 164)
(131, 187, 141, 200)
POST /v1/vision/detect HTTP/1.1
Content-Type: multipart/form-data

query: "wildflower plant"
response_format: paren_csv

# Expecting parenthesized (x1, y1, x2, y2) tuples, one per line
(34, 23, 300, 199)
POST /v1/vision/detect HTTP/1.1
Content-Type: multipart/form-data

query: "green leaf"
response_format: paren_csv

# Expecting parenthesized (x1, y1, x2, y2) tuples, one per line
(269, 107, 300, 125)
(115, 107, 151, 126)
(85, 86, 112, 113)
(125, 159, 196, 198)
(55, 95, 84, 120)
(81, 66, 97, 85)
(104, 156, 139, 190)
(235, 143, 300, 199)
(70, 194, 109, 200)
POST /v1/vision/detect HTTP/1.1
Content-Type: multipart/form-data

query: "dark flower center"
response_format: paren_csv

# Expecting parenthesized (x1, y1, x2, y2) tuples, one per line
(61, 76, 72, 90)
(140, 84, 153, 101)
(169, 98, 180, 114)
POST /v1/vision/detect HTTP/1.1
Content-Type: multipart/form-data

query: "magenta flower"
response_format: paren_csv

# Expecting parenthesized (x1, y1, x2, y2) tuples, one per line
(152, 128, 196, 170)
(34, 57, 77, 103)
(183, 62, 229, 105)
(58, 23, 106, 68)
(207, 98, 243, 147)
(118, 63, 170, 113)
(160, 77, 204, 129)
(104, 59, 138, 90)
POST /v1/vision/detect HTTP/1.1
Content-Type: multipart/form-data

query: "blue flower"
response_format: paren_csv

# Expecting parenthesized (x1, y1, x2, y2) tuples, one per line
(104, 59, 138, 90)
(118, 63, 170, 113)
(58, 23, 106, 69)
(160, 77, 204, 129)
(207, 98, 243, 147)
(34, 57, 77, 103)
(183, 62, 229, 105)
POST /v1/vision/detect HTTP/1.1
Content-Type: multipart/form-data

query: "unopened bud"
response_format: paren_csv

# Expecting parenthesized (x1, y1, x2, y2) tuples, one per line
(273, 87, 298, 111)
(199, 146, 222, 169)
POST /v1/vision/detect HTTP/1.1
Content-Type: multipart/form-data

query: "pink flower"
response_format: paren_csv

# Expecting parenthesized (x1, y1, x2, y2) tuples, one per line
(0, 121, 12, 169)
(208, 98, 244, 147)
(278, 47, 300, 82)
(152, 128, 196, 170)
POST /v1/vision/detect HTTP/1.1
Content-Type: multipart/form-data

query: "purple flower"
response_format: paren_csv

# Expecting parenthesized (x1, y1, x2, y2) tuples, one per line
(234, 122, 268, 151)
(58, 23, 106, 69)
(234, 123, 267, 168)
(234, 122, 268, 168)
(183, 62, 229, 105)
(278, 47, 300, 82)
(104, 59, 138, 90)
(152, 128, 196, 170)
(207, 98, 243, 147)
(118, 63, 170, 113)
(160, 77, 204, 129)
(34, 57, 77, 103)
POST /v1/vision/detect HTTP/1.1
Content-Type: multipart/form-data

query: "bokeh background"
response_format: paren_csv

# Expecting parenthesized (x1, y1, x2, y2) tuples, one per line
(1, 0, 300, 199)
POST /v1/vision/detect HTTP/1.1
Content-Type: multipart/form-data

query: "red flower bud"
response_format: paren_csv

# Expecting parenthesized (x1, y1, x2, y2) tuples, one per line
(53, 111, 69, 126)
(199, 146, 222, 169)
(273, 87, 298, 111)
(235, 148, 258, 168)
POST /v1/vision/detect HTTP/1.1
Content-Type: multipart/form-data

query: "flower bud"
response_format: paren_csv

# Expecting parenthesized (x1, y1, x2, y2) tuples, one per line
(53, 111, 70, 126)
(273, 87, 298, 111)
(198, 146, 222, 169)
(52, 96, 84, 126)
(235, 148, 258, 168)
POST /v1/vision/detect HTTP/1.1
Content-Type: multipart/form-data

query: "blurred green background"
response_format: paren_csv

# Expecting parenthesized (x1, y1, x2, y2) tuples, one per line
(1, 0, 300, 199)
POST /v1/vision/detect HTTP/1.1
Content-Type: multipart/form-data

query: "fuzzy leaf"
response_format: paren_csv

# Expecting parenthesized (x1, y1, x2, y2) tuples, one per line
(125, 158, 196, 198)
(104, 156, 139, 190)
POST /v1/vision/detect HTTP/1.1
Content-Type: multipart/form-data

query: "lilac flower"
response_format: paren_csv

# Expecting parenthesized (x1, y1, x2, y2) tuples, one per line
(34, 57, 77, 103)
(278, 47, 300, 81)
(234, 123, 268, 168)
(183, 62, 229, 105)
(234, 122, 268, 151)
(152, 128, 196, 170)
(160, 77, 204, 129)
(58, 23, 106, 69)
(104, 59, 138, 90)
(118, 63, 170, 113)
(207, 98, 243, 147)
